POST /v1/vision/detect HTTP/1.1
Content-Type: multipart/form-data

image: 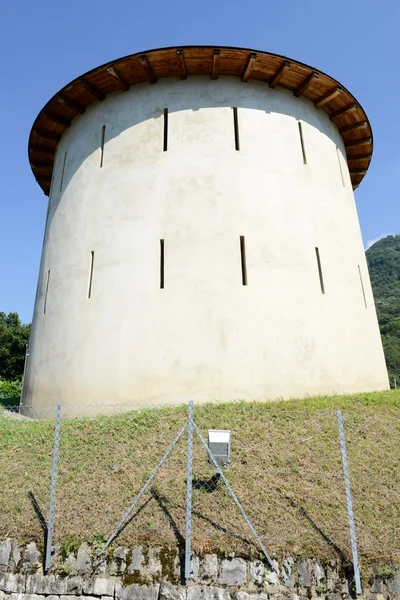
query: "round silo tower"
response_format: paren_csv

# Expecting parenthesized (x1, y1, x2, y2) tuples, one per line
(24, 46, 389, 416)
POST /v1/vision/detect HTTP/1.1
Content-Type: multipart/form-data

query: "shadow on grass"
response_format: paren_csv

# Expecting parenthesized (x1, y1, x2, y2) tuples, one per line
(192, 473, 221, 492)
(28, 492, 48, 571)
(150, 488, 185, 583)
(283, 493, 357, 598)
(151, 485, 254, 567)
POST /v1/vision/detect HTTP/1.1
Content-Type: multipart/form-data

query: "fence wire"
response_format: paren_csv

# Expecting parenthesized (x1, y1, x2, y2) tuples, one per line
(0, 400, 399, 570)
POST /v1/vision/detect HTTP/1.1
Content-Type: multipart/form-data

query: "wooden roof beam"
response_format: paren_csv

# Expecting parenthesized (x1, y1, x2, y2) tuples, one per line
(340, 121, 368, 133)
(176, 49, 187, 80)
(30, 159, 54, 169)
(349, 170, 367, 176)
(269, 60, 291, 88)
(33, 128, 61, 142)
(330, 103, 358, 121)
(242, 52, 257, 82)
(345, 137, 372, 150)
(79, 78, 105, 101)
(43, 111, 71, 128)
(106, 65, 130, 91)
(314, 86, 342, 108)
(57, 95, 85, 114)
(139, 55, 157, 84)
(211, 49, 220, 80)
(347, 154, 372, 163)
(294, 71, 319, 97)
(29, 145, 56, 156)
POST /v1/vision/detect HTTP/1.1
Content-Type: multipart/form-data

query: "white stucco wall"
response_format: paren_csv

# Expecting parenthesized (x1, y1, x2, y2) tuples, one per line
(23, 76, 389, 416)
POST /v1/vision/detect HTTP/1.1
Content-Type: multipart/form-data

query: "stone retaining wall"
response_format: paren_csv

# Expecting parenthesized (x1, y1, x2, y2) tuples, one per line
(0, 540, 398, 600)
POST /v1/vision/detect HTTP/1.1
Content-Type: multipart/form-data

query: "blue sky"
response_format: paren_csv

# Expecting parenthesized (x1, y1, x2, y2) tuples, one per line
(1, 0, 398, 323)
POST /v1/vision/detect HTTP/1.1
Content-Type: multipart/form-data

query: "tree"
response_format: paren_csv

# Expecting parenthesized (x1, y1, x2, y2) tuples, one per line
(366, 235, 400, 386)
(0, 312, 31, 380)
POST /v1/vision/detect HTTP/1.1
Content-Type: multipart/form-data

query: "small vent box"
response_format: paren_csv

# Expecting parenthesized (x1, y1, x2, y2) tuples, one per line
(208, 430, 231, 467)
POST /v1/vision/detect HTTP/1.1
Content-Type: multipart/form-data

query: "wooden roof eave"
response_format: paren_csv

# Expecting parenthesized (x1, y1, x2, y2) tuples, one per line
(28, 45, 373, 195)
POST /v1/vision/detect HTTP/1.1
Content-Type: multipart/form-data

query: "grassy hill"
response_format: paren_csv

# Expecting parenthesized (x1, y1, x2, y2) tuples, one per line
(367, 234, 400, 385)
(1, 390, 400, 566)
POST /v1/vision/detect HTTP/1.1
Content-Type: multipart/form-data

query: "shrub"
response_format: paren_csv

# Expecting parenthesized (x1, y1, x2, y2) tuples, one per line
(0, 379, 22, 407)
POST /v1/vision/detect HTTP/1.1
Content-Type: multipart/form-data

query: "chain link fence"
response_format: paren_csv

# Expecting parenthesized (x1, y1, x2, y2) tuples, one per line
(1, 399, 400, 582)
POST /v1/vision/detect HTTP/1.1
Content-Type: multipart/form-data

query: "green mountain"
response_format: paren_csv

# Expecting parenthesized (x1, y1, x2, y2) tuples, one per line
(366, 234, 400, 386)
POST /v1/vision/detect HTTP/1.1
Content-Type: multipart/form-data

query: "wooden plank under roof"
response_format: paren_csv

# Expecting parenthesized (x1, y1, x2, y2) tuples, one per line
(28, 45, 373, 194)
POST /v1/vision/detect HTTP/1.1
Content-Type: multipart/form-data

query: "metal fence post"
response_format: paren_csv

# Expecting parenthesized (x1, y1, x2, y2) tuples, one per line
(193, 422, 276, 571)
(337, 410, 362, 595)
(45, 403, 62, 573)
(184, 401, 194, 581)
(100, 421, 188, 554)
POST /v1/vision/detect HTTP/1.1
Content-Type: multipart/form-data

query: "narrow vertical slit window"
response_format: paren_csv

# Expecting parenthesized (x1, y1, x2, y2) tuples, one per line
(60, 152, 67, 192)
(315, 247, 325, 294)
(43, 270, 50, 314)
(298, 121, 307, 165)
(358, 265, 367, 308)
(337, 147, 345, 186)
(100, 125, 106, 168)
(88, 251, 94, 299)
(163, 109, 168, 152)
(160, 239, 165, 289)
(233, 107, 240, 151)
(240, 236, 247, 286)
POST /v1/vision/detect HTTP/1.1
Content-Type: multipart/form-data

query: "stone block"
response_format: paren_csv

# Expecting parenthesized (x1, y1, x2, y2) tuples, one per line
(201, 555, 218, 581)
(297, 559, 311, 588)
(76, 543, 92, 576)
(187, 586, 230, 600)
(159, 581, 187, 600)
(219, 558, 247, 586)
(128, 548, 144, 573)
(250, 561, 264, 585)
(0, 573, 26, 593)
(190, 556, 200, 582)
(314, 561, 325, 586)
(147, 548, 162, 578)
(237, 593, 268, 600)
(114, 548, 128, 560)
(92, 576, 115, 596)
(23, 544, 40, 572)
(26, 574, 54, 594)
(264, 569, 280, 586)
(0, 540, 11, 570)
(386, 573, 400, 594)
(63, 576, 84, 594)
(281, 558, 295, 589)
(371, 577, 384, 594)
(11, 541, 22, 571)
(116, 583, 160, 600)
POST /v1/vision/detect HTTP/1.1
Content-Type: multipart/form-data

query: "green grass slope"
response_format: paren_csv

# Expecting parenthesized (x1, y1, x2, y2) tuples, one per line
(1, 390, 400, 565)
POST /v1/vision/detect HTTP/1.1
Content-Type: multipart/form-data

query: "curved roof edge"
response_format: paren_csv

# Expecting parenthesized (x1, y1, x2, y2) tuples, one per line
(29, 45, 373, 195)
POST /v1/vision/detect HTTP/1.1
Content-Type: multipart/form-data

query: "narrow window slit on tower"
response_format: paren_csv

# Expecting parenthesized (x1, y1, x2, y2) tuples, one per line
(298, 121, 307, 165)
(358, 265, 367, 308)
(233, 107, 240, 151)
(100, 125, 106, 167)
(240, 236, 247, 285)
(163, 109, 168, 151)
(43, 270, 50, 314)
(160, 239, 165, 289)
(60, 152, 67, 191)
(337, 147, 345, 186)
(88, 251, 94, 298)
(315, 247, 325, 294)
